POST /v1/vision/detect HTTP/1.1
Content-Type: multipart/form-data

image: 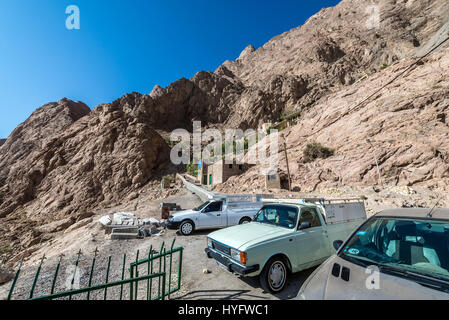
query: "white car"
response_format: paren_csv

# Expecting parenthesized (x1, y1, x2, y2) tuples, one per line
(167, 198, 262, 235)
(205, 200, 367, 293)
(297, 208, 449, 300)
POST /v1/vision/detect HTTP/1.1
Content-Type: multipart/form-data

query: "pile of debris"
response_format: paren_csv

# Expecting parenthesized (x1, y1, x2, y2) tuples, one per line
(98, 212, 166, 240)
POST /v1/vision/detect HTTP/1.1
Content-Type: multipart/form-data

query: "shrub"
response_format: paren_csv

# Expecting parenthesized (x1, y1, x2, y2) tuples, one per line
(187, 163, 198, 176)
(0, 246, 12, 255)
(303, 142, 334, 163)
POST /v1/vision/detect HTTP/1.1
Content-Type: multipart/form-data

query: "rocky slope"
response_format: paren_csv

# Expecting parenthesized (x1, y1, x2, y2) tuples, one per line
(215, 46, 449, 200)
(0, 99, 90, 188)
(0, 96, 172, 264)
(0, 139, 6, 147)
(218, 0, 449, 128)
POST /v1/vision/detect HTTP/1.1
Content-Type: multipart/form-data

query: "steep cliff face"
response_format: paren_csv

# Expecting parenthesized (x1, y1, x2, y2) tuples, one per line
(0, 96, 171, 218)
(0, 99, 90, 188)
(215, 47, 449, 195)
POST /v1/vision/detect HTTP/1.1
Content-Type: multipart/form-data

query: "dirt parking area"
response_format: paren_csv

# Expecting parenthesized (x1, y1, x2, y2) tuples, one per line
(0, 189, 315, 300)
(167, 229, 316, 300)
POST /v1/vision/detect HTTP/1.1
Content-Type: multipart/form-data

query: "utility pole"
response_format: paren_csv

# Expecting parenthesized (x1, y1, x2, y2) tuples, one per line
(366, 139, 384, 189)
(282, 134, 292, 191)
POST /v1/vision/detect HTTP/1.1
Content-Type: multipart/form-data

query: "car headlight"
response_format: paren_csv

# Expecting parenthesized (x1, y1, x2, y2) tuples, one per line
(230, 248, 247, 265)
(230, 248, 240, 262)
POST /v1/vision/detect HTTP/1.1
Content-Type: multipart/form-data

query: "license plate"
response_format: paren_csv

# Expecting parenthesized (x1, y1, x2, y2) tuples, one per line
(216, 261, 232, 273)
(217, 261, 227, 270)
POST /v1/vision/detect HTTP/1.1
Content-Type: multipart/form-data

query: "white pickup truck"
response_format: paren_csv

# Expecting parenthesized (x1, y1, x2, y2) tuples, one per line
(167, 196, 263, 235)
(205, 199, 367, 293)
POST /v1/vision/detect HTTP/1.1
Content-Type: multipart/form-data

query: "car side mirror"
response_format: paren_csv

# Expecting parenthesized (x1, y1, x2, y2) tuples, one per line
(333, 240, 344, 251)
(298, 222, 311, 230)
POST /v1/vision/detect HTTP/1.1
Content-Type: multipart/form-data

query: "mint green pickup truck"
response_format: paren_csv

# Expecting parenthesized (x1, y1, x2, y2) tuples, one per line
(205, 200, 366, 293)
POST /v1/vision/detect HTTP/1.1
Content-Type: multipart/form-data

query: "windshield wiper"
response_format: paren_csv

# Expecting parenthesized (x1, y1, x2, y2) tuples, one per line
(378, 264, 449, 291)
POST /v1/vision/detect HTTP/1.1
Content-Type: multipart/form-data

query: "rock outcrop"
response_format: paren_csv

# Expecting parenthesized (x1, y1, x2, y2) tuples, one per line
(0, 95, 171, 218)
(0, 99, 90, 188)
(0, 96, 171, 264)
(0, 139, 6, 147)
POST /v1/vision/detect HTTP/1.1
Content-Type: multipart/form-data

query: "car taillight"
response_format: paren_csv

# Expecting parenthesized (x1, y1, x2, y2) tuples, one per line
(240, 252, 247, 265)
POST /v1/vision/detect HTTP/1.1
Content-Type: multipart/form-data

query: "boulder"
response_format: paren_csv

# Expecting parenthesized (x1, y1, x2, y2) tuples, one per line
(0, 268, 14, 285)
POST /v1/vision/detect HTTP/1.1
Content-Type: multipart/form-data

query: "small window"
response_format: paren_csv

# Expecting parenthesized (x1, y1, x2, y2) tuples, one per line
(268, 174, 277, 181)
(205, 201, 223, 212)
(229, 164, 233, 169)
(255, 205, 298, 229)
(299, 208, 322, 228)
(239, 165, 243, 170)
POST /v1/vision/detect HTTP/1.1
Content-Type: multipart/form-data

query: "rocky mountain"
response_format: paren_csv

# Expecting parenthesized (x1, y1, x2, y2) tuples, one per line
(0, 140, 5, 147)
(83, 0, 449, 134)
(0, 99, 90, 188)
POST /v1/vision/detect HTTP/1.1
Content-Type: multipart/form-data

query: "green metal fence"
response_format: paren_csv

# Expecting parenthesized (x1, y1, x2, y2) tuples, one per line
(7, 239, 183, 301)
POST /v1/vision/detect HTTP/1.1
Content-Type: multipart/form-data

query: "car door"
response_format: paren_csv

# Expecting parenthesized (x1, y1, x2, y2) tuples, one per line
(198, 201, 224, 228)
(294, 207, 331, 270)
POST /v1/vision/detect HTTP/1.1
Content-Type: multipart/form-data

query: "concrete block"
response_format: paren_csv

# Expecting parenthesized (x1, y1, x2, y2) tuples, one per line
(111, 226, 139, 234)
(111, 233, 138, 240)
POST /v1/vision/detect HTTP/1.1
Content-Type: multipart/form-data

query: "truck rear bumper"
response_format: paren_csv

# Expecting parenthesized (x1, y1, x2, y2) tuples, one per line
(205, 248, 259, 276)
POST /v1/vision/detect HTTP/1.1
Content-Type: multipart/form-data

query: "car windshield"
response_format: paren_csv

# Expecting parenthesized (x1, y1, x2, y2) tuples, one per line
(340, 217, 449, 285)
(193, 201, 210, 211)
(254, 205, 298, 229)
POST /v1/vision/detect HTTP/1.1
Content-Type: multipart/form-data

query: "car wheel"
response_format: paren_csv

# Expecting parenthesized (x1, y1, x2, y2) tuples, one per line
(239, 217, 252, 224)
(179, 220, 194, 236)
(260, 257, 288, 293)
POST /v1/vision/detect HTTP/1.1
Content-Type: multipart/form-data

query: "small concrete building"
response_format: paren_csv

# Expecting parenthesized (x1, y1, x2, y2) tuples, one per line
(198, 160, 245, 186)
(265, 170, 281, 189)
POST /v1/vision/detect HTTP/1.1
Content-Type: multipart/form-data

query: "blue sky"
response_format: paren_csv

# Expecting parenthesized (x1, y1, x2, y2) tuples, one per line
(0, 0, 340, 138)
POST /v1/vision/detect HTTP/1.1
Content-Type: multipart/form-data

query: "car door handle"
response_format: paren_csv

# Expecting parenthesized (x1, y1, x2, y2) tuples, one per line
(217, 214, 221, 216)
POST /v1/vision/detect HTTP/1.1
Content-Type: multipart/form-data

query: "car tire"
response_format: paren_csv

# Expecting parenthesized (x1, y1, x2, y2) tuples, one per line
(260, 257, 288, 293)
(179, 220, 195, 236)
(239, 217, 252, 224)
